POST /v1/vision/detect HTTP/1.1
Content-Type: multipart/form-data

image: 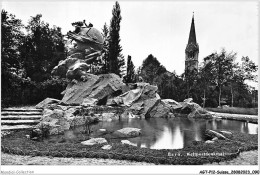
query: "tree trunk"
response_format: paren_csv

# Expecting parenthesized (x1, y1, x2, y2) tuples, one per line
(231, 85, 234, 107)
(203, 89, 206, 108)
(218, 86, 222, 107)
(186, 82, 190, 98)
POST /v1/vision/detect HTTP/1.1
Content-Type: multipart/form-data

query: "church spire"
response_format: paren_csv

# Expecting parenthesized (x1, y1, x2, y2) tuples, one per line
(188, 12, 197, 44)
(185, 12, 199, 73)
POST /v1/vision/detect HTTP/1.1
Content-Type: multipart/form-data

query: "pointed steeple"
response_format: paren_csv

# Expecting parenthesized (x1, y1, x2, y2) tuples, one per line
(188, 12, 197, 44)
(185, 12, 199, 73)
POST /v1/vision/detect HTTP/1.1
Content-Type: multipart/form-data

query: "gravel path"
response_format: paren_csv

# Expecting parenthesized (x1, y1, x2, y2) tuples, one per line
(1, 153, 155, 165)
(209, 112, 258, 123)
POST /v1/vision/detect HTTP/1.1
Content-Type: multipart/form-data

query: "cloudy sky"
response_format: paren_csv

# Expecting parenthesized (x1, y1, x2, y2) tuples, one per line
(1, 0, 259, 77)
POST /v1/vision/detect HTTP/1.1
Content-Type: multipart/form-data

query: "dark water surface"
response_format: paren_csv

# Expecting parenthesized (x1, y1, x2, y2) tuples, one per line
(47, 117, 258, 150)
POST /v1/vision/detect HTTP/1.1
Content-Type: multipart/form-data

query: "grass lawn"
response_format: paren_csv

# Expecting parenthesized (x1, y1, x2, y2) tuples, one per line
(1, 130, 258, 165)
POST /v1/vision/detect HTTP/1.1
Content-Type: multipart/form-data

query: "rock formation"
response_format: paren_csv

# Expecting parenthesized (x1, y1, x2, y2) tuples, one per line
(33, 21, 212, 138)
(60, 73, 128, 105)
(52, 21, 104, 81)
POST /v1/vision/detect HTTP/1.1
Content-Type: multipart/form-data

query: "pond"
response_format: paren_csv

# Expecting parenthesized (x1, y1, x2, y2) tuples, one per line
(46, 117, 258, 150)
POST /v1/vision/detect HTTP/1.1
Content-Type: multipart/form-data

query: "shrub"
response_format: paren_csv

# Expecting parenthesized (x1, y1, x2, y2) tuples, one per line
(1, 77, 69, 107)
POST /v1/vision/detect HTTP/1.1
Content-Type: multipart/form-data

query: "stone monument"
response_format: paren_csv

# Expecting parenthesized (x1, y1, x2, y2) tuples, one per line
(52, 20, 104, 81)
(34, 21, 212, 137)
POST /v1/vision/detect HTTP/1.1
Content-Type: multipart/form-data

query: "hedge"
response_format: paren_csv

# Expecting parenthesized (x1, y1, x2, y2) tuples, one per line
(1, 130, 258, 165)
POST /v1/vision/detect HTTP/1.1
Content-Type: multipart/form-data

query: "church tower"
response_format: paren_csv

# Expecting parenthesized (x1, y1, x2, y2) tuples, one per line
(185, 13, 199, 73)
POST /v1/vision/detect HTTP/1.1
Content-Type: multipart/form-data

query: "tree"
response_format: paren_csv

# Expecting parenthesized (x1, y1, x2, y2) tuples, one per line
(154, 72, 177, 99)
(1, 10, 24, 76)
(139, 54, 167, 84)
(20, 14, 65, 82)
(228, 56, 258, 107)
(1, 10, 25, 106)
(240, 56, 258, 82)
(108, 1, 125, 76)
(138, 54, 184, 100)
(124, 55, 136, 83)
(212, 49, 236, 107)
(197, 50, 258, 108)
(99, 23, 110, 74)
(197, 53, 216, 107)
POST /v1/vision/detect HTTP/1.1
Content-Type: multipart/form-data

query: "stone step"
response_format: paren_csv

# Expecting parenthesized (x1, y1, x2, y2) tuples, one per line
(1, 120, 40, 125)
(1, 108, 42, 112)
(1, 125, 36, 131)
(1, 111, 42, 116)
(1, 115, 42, 120)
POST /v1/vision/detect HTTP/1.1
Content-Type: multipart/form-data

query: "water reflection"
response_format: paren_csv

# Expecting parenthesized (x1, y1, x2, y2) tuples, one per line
(47, 117, 258, 150)
(150, 126, 184, 149)
(171, 125, 184, 149)
(206, 119, 258, 135)
(248, 123, 258, 134)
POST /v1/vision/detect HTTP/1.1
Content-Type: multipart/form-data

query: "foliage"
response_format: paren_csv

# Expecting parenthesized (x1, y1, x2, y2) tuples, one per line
(1, 77, 68, 107)
(197, 49, 258, 107)
(213, 50, 236, 106)
(1, 10, 25, 107)
(197, 54, 216, 107)
(1, 10, 67, 107)
(20, 14, 65, 82)
(138, 54, 188, 101)
(139, 54, 167, 84)
(138, 49, 257, 108)
(1, 10, 24, 74)
(240, 56, 258, 82)
(108, 1, 125, 77)
(1, 9, 258, 108)
(98, 23, 110, 74)
(124, 55, 136, 83)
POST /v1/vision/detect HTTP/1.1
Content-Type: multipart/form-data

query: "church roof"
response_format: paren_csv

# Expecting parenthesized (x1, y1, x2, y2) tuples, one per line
(188, 13, 197, 44)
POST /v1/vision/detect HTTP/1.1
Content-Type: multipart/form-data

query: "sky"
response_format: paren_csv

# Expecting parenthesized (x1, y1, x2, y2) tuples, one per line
(1, 0, 259, 78)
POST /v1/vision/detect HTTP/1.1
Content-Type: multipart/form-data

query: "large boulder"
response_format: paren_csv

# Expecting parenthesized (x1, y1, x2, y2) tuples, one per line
(131, 93, 161, 117)
(60, 73, 128, 106)
(35, 109, 70, 135)
(148, 101, 172, 118)
(205, 129, 227, 140)
(108, 87, 143, 107)
(52, 55, 89, 80)
(34, 106, 99, 136)
(113, 127, 141, 138)
(35, 98, 60, 109)
(162, 99, 182, 111)
(180, 98, 213, 118)
(183, 98, 193, 103)
(81, 138, 107, 146)
(102, 145, 112, 150)
(81, 98, 98, 107)
(100, 112, 119, 122)
(109, 83, 161, 118)
(121, 140, 137, 146)
(64, 107, 77, 119)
